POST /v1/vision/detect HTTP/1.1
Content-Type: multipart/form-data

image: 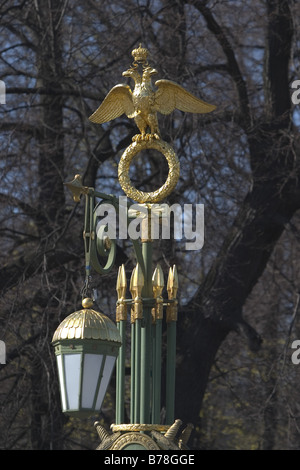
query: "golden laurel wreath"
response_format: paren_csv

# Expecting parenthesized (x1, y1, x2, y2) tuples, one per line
(118, 139, 180, 203)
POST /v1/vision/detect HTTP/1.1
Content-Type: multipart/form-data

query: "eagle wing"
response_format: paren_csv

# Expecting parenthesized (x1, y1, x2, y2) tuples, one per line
(154, 79, 216, 115)
(89, 84, 135, 124)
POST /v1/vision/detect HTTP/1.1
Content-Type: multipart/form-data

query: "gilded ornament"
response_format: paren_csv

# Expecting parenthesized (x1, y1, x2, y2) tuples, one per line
(109, 432, 160, 450)
(52, 306, 122, 343)
(129, 264, 144, 322)
(64, 174, 89, 202)
(89, 45, 216, 204)
(94, 422, 122, 450)
(111, 423, 169, 433)
(152, 264, 164, 322)
(116, 264, 127, 322)
(82, 297, 93, 309)
(131, 43, 149, 64)
(118, 138, 179, 203)
(89, 53, 216, 142)
(166, 265, 179, 322)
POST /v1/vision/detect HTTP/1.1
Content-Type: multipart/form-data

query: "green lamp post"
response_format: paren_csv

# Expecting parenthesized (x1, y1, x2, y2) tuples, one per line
(53, 44, 216, 450)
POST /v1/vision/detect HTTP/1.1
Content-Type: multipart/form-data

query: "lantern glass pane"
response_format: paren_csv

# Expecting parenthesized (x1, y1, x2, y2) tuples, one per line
(95, 355, 116, 410)
(64, 353, 81, 410)
(56, 354, 67, 411)
(82, 354, 103, 409)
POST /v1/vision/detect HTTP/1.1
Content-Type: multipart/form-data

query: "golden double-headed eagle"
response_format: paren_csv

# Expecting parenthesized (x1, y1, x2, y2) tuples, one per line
(89, 45, 216, 141)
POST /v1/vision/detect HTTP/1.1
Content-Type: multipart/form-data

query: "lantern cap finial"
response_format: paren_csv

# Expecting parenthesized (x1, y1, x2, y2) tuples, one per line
(82, 297, 93, 309)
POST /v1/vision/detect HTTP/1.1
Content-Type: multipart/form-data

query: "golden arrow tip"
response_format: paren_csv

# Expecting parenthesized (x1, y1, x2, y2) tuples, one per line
(172, 265, 178, 289)
(152, 264, 164, 288)
(116, 264, 127, 300)
(116, 266, 121, 287)
(133, 263, 144, 289)
(130, 264, 144, 295)
(167, 265, 178, 296)
(117, 264, 127, 289)
(129, 266, 136, 294)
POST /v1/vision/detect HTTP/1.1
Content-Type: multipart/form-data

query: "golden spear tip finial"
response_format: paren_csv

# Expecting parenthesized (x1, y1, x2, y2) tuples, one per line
(130, 264, 144, 322)
(116, 265, 121, 291)
(129, 263, 144, 292)
(167, 265, 178, 322)
(152, 264, 164, 322)
(133, 263, 144, 289)
(116, 264, 127, 289)
(152, 264, 164, 288)
(167, 266, 172, 291)
(167, 265, 178, 293)
(116, 264, 127, 322)
(116, 264, 127, 299)
(129, 266, 136, 293)
(172, 265, 178, 289)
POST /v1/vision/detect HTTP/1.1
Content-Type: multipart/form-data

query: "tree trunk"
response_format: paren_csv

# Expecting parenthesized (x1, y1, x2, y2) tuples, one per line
(35, 0, 65, 234)
(29, 0, 66, 449)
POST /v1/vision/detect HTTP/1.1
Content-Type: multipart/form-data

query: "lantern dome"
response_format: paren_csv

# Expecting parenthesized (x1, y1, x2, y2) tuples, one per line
(52, 299, 121, 344)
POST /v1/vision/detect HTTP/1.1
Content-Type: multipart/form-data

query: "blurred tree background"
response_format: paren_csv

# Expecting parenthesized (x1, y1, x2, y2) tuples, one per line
(0, 0, 300, 450)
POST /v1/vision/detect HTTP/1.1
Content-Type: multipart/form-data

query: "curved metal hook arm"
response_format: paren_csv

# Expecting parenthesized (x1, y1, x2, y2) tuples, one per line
(64, 174, 144, 276)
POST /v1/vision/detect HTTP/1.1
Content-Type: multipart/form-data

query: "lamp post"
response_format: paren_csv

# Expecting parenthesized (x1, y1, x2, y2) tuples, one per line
(52, 44, 216, 450)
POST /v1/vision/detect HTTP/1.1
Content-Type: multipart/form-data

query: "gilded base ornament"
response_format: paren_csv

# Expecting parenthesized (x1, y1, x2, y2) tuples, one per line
(111, 423, 169, 433)
(109, 433, 160, 451)
(118, 138, 180, 203)
(95, 419, 194, 451)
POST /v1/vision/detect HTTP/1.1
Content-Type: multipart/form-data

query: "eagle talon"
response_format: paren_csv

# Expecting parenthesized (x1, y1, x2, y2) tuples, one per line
(132, 134, 143, 142)
(133, 133, 157, 142)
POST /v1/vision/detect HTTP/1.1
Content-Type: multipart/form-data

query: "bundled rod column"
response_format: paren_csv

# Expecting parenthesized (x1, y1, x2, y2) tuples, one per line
(116, 320, 126, 424)
(151, 264, 164, 424)
(140, 239, 153, 424)
(166, 265, 178, 425)
(115, 265, 127, 424)
(130, 264, 144, 423)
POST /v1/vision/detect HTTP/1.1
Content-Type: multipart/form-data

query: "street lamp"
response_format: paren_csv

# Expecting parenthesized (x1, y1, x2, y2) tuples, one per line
(53, 44, 216, 450)
(52, 297, 121, 418)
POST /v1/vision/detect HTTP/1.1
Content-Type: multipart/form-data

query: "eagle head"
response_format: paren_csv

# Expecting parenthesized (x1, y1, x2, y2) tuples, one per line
(143, 66, 158, 78)
(122, 67, 142, 85)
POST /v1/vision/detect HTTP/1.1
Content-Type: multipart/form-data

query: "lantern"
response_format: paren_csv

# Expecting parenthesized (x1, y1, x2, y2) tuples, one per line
(52, 298, 121, 418)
